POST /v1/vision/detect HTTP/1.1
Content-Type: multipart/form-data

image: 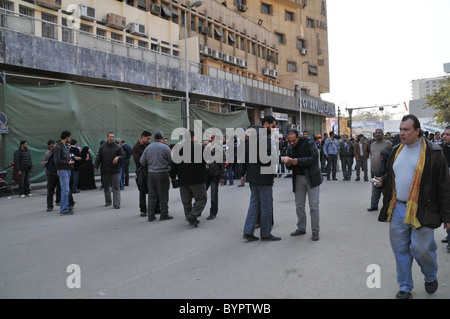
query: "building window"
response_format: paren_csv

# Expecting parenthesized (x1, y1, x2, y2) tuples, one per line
(306, 18, 315, 28)
(261, 3, 272, 15)
(19, 5, 34, 17)
(287, 61, 297, 72)
(138, 40, 148, 48)
(111, 32, 123, 43)
(97, 28, 107, 39)
(61, 18, 73, 44)
(285, 11, 294, 22)
(41, 13, 57, 40)
(275, 32, 285, 44)
(308, 65, 318, 76)
(126, 37, 134, 46)
(80, 24, 92, 34)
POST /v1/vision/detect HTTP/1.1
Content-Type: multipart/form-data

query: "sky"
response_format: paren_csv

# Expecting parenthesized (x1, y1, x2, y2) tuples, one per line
(320, 0, 450, 118)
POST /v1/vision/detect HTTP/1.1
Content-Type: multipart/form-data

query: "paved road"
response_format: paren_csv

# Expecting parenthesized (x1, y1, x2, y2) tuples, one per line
(0, 175, 449, 299)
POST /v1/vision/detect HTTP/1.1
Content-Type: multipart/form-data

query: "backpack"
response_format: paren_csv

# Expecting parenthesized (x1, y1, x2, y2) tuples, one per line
(45, 152, 57, 174)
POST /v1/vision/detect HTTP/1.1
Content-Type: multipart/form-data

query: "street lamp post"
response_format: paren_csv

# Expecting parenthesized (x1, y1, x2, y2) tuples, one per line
(298, 59, 310, 132)
(184, 0, 203, 130)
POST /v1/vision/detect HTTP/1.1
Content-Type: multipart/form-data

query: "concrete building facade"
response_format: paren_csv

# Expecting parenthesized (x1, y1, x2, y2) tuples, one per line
(0, 0, 335, 136)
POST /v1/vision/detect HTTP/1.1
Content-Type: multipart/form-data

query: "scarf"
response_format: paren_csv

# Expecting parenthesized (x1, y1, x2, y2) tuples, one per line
(386, 137, 426, 229)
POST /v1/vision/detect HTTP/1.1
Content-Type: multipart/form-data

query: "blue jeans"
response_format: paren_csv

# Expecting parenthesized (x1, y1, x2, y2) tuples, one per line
(243, 183, 273, 238)
(225, 164, 234, 185)
(58, 169, 71, 214)
(389, 202, 438, 293)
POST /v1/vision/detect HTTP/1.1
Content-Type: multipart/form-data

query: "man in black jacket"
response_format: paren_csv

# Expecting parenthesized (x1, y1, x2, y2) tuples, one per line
(283, 129, 323, 241)
(170, 130, 207, 227)
(14, 140, 33, 198)
(240, 115, 281, 241)
(94, 132, 124, 209)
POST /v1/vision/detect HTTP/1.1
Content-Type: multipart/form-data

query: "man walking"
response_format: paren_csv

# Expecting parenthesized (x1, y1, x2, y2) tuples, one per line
(94, 132, 124, 209)
(132, 130, 152, 217)
(367, 129, 392, 211)
(323, 132, 340, 181)
(53, 131, 75, 215)
(240, 115, 281, 241)
(170, 130, 207, 227)
(441, 126, 450, 251)
(375, 115, 450, 299)
(339, 134, 354, 181)
(14, 140, 33, 198)
(282, 129, 322, 241)
(354, 134, 369, 181)
(140, 130, 173, 222)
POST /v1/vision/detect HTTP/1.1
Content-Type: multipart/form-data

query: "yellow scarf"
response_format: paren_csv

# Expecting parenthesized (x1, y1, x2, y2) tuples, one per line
(386, 137, 426, 229)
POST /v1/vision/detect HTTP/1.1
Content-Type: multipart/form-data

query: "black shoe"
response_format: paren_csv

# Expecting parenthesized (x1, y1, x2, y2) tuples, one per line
(160, 214, 173, 221)
(425, 280, 438, 294)
(312, 231, 320, 241)
(290, 229, 306, 236)
(442, 237, 449, 243)
(367, 207, 378, 212)
(261, 235, 281, 241)
(364, 178, 369, 181)
(105, 203, 111, 207)
(243, 234, 259, 241)
(47, 207, 53, 212)
(327, 178, 331, 181)
(148, 215, 156, 222)
(186, 215, 199, 227)
(332, 178, 338, 181)
(207, 214, 216, 220)
(114, 206, 120, 209)
(140, 212, 147, 217)
(396, 291, 412, 299)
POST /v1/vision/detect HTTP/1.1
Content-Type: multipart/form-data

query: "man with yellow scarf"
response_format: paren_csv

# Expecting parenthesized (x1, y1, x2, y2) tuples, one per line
(373, 114, 450, 299)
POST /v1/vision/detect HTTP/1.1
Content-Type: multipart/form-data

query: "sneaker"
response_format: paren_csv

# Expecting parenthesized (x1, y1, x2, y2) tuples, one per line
(425, 280, 438, 294)
(20, 194, 26, 198)
(160, 214, 173, 221)
(367, 207, 378, 212)
(27, 194, 33, 197)
(207, 214, 216, 220)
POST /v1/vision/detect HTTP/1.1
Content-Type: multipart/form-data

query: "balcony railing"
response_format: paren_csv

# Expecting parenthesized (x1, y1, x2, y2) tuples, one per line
(0, 8, 294, 98)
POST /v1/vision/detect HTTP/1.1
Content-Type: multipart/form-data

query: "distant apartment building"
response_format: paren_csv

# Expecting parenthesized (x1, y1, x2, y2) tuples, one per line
(0, 0, 334, 135)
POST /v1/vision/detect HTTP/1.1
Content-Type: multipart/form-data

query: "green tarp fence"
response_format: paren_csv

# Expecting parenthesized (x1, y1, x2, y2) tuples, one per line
(0, 83, 250, 183)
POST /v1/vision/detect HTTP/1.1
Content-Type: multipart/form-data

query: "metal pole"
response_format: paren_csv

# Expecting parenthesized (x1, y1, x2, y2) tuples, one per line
(298, 60, 310, 132)
(184, 9, 189, 130)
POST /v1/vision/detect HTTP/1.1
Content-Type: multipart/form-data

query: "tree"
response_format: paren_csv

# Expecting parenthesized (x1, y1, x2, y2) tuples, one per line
(352, 109, 396, 122)
(424, 77, 450, 124)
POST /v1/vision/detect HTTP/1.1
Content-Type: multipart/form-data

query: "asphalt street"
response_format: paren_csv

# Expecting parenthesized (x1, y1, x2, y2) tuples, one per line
(0, 174, 449, 299)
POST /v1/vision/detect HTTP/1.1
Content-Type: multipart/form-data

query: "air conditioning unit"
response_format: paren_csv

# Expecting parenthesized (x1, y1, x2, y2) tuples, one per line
(237, 4, 248, 12)
(35, 0, 61, 10)
(200, 46, 212, 56)
(233, 56, 241, 65)
(199, 26, 209, 35)
(262, 68, 271, 76)
(240, 60, 248, 68)
(269, 70, 278, 78)
(300, 48, 308, 55)
(224, 54, 233, 63)
(79, 4, 96, 21)
(127, 22, 146, 36)
(107, 13, 126, 30)
(150, 4, 161, 15)
(212, 50, 223, 60)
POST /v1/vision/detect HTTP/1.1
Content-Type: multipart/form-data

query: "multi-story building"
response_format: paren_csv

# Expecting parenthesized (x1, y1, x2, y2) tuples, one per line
(0, 0, 334, 135)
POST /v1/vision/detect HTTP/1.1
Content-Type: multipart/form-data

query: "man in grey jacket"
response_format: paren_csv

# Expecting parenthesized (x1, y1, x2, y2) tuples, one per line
(140, 130, 173, 222)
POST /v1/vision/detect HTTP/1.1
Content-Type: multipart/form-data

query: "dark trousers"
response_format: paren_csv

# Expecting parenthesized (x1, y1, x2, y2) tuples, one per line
(205, 176, 219, 216)
(147, 172, 170, 217)
(46, 174, 60, 209)
(326, 154, 337, 179)
(18, 168, 32, 195)
(340, 156, 353, 180)
(179, 183, 207, 219)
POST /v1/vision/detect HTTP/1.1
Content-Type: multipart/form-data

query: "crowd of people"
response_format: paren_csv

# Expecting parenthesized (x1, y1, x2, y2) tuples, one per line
(9, 115, 450, 299)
